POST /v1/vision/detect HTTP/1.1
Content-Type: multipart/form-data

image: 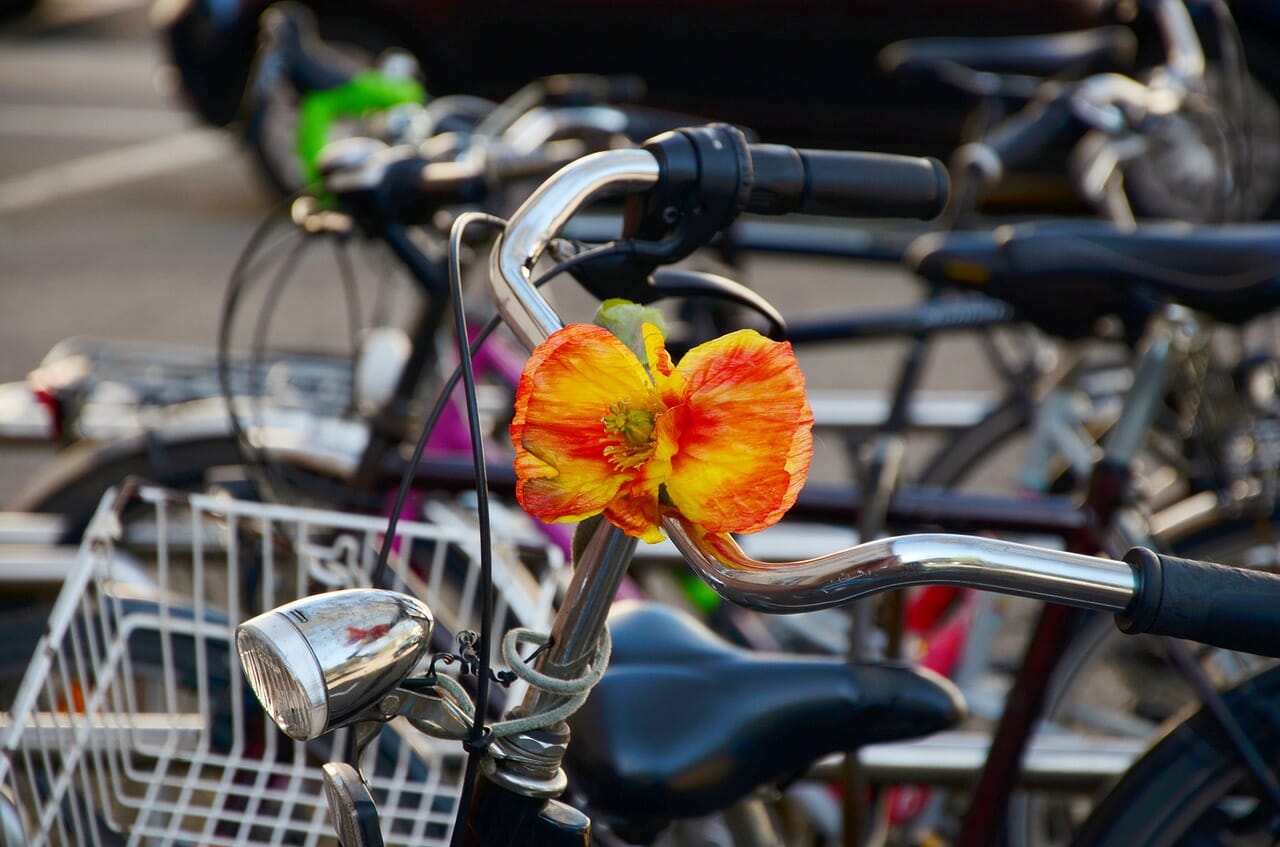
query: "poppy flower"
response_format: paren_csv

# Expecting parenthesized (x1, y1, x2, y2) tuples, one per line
(510, 321, 814, 543)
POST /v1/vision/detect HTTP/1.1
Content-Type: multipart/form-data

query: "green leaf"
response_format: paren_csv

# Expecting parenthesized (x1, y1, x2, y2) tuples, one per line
(593, 298, 666, 360)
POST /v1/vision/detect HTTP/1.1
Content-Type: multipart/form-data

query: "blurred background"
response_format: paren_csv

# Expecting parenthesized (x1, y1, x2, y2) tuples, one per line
(4, 3, 1280, 847)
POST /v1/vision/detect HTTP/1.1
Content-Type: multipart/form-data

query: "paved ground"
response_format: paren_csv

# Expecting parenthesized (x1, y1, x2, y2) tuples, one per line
(0, 0, 1003, 509)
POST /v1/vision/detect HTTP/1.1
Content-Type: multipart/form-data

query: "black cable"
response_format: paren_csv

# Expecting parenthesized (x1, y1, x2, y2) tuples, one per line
(445, 214, 507, 847)
(370, 236, 626, 590)
(218, 200, 298, 417)
(219, 199, 307, 502)
(246, 237, 310, 501)
(369, 312, 502, 590)
(352, 229, 627, 847)
(222, 203, 389, 509)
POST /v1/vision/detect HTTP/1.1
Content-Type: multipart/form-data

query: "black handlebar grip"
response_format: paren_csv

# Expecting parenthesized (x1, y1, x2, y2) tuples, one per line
(983, 95, 1078, 171)
(379, 158, 488, 225)
(1117, 547, 1280, 658)
(745, 145, 949, 220)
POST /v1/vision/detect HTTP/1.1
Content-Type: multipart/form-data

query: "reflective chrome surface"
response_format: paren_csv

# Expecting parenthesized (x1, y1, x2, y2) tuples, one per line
(236, 589, 434, 740)
(1153, 0, 1205, 84)
(664, 522, 1136, 614)
(489, 148, 660, 350)
(501, 106, 630, 155)
(321, 762, 379, 847)
(481, 150, 658, 796)
(1103, 304, 1204, 467)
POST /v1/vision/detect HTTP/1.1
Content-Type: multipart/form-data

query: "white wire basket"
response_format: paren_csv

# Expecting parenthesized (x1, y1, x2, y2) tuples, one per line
(0, 485, 564, 847)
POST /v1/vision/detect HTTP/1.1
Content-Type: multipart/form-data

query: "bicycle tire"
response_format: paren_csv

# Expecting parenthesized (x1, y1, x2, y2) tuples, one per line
(1007, 506, 1280, 847)
(1066, 661, 1280, 847)
(916, 393, 1032, 490)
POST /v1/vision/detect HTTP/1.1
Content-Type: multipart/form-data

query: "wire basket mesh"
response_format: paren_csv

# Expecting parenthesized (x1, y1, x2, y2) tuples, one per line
(0, 485, 563, 847)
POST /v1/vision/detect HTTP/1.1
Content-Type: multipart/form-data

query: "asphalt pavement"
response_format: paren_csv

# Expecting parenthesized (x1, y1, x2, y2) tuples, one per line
(0, 0, 1002, 508)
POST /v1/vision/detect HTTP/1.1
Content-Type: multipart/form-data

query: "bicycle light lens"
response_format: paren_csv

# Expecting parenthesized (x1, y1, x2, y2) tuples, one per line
(236, 589, 434, 741)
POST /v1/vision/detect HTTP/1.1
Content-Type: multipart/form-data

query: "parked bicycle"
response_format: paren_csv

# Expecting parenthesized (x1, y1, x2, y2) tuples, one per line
(217, 136, 1280, 847)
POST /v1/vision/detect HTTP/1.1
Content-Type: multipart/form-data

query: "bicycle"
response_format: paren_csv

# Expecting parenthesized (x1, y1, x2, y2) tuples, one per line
(214, 135, 1280, 847)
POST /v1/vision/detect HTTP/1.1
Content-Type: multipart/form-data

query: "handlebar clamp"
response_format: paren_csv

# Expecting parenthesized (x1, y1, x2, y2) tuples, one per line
(625, 123, 754, 266)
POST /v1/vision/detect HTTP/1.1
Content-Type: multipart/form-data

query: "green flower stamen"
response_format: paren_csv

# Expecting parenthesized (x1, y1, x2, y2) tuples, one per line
(602, 399, 658, 469)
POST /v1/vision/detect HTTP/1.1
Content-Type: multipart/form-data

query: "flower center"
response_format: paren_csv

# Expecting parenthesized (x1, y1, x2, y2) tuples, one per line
(602, 398, 658, 470)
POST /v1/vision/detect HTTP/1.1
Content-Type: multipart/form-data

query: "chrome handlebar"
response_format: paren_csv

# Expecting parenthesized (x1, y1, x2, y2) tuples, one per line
(486, 148, 1142, 615)
(1070, 0, 1205, 131)
(488, 148, 660, 350)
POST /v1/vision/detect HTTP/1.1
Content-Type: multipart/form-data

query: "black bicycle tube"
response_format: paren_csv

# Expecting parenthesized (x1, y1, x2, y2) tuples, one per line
(351, 222, 452, 491)
(784, 297, 1016, 346)
(1161, 636, 1280, 815)
(461, 774, 589, 846)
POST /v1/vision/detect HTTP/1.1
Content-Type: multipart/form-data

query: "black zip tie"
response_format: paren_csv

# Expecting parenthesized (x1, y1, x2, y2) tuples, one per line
(461, 726, 494, 756)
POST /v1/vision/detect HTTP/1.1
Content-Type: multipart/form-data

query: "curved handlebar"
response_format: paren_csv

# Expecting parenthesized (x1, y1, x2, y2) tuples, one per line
(665, 524, 1136, 613)
(486, 145, 1280, 659)
(489, 148, 661, 350)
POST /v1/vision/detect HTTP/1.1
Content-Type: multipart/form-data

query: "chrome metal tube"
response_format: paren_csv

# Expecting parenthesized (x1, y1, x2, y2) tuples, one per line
(488, 148, 660, 350)
(501, 106, 630, 155)
(1103, 304, 1203, 467)
(1154, 0, 1206, 84)
(486, 143, 1137, 627)
(664, 522, 1136, 614)
(483, 148, 661, 796)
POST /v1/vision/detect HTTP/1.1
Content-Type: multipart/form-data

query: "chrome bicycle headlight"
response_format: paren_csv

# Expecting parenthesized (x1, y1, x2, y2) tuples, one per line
(236, 588, 434, 741)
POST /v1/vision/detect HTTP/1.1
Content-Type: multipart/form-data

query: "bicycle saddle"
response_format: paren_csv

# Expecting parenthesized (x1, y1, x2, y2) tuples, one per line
(881, 27, 1136, 81)
(907, 222, 1280, 340)
(565, 601, 963, 825)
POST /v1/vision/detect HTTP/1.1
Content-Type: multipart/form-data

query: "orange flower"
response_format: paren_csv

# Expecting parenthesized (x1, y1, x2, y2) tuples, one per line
(510, 322, 814, 543)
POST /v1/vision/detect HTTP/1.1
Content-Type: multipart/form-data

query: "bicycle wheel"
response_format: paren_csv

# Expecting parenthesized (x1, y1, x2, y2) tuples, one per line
(1066, 662, 1280, 847)
(1007, 510, 1279, 847)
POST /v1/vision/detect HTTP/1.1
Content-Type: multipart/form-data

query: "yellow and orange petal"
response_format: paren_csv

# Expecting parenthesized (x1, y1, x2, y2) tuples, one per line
(602, 406, 683, 542)
(510, 324, 654, 524)
(511, 320, 813, 544)
(642, 322, 684, 407)
(664, 329, 814, 534)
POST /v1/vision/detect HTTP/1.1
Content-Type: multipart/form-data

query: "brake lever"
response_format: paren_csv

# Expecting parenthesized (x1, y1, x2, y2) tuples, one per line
(562, 248, 786, 340)
(648, 268, 786, 340)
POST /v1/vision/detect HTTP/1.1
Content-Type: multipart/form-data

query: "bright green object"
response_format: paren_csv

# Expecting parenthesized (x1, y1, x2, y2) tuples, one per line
(678, 571, 723, 615)
(297, 71, 425, 187)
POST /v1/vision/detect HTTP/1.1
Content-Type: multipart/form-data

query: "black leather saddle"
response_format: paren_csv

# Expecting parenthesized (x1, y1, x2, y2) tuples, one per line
(907, 222, 1280, 340)
(880, 27, 1136, 82)
(565, 602, 963, 826)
